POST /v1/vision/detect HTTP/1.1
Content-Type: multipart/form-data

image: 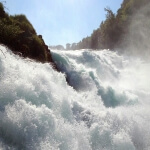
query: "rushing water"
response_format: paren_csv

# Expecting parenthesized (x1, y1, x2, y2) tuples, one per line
(0, 45, 150, 150)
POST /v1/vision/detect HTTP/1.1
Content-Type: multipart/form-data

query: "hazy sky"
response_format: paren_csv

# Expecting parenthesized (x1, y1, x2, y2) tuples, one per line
(5, 0, 123, 46)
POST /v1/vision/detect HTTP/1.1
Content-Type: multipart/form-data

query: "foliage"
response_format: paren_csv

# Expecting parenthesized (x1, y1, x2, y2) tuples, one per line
(67, 0, 150, 52)
(0, 2, 53, 62)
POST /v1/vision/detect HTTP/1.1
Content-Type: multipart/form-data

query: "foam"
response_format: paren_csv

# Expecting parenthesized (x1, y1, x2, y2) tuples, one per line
(0, 45, 150, 149)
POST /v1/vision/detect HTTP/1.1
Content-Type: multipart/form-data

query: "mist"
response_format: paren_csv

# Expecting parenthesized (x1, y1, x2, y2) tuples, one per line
(0, 1, 150, 149)
(121, 1, 150, 59)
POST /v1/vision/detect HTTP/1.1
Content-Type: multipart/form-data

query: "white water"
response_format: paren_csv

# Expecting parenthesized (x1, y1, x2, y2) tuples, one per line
(0, 45, 150, 150)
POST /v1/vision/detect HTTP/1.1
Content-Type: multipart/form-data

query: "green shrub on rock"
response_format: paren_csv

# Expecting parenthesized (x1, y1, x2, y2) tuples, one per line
(0, 2, 53, 63)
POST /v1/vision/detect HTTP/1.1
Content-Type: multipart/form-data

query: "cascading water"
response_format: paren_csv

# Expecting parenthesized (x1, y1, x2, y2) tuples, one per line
(0, 45, 150, 150)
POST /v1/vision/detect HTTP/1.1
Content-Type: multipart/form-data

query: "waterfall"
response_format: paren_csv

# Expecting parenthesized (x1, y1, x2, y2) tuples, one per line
(0, 45, 150, 150)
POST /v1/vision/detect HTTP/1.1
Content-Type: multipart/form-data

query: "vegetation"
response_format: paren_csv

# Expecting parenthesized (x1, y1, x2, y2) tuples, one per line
(0, 2, 53, 63)
(67, 0, 150, 54)
(1, 0, 150, 60)
(49, 45, 65, 50)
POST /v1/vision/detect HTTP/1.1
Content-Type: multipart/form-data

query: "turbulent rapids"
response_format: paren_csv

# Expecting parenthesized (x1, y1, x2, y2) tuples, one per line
(0, 45, 150, 150)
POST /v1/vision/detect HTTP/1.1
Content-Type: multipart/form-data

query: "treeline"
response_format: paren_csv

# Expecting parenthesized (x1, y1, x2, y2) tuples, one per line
(67, 0, 150, 51)
(49, 45, 65, 50)
(0, 2, 53, 63)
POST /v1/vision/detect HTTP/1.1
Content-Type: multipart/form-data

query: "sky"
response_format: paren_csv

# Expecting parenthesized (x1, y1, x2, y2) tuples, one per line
(5, 0, 123, 47)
